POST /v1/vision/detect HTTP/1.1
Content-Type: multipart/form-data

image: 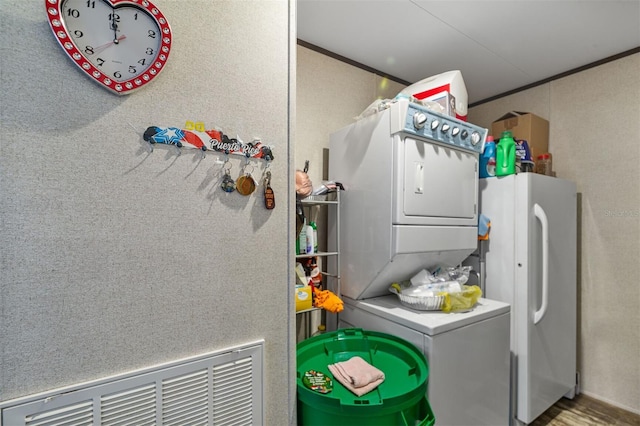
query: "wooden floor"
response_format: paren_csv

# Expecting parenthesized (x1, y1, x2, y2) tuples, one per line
(531, 394, 640, 426)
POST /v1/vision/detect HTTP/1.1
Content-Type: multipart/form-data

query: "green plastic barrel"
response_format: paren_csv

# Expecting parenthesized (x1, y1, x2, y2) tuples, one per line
(296, 328, 435, 426)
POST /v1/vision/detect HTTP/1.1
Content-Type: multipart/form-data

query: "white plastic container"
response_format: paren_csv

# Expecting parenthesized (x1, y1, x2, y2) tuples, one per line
(305, 224, 314, 254)
(399, 70, 468, 121)
(298, 220, 307, 254)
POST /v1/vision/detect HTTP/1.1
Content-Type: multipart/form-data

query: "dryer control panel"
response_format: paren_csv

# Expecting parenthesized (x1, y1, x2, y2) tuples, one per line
(402, 103, 487, 154)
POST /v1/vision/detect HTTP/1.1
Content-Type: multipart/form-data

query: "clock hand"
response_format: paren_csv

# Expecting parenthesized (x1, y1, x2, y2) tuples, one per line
(110, 7, 119, 43)
(94, 34, 127, 55)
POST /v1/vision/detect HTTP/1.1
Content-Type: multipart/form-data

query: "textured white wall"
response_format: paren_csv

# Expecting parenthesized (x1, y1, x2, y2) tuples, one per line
(469, 54, 640, 413)
(296, 45, 406, 185)
(0, 0, 294, 423)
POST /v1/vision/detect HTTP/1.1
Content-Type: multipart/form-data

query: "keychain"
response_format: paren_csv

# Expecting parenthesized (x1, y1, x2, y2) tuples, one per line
(236, 161, 257, 196)
(220, 160, 236, 193)
(264, 170, 275, 209)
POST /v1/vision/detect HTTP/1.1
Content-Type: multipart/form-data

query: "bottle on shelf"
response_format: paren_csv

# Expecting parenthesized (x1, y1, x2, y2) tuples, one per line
(306, 223, 314, 254)
(298, 219, 307, 255)
(309, 221, 318, 253)
(496, 130, 516, 176)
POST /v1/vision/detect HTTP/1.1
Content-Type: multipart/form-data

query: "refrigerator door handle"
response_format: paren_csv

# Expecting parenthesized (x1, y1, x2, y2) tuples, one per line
(533, 203, 549, 324)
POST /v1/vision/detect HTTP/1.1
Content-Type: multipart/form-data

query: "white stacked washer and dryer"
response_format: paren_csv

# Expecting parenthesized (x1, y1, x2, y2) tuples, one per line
(329, 98, 510, 426)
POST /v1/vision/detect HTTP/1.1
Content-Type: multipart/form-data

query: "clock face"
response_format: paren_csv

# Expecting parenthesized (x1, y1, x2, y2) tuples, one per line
(45, 0, 172, 95)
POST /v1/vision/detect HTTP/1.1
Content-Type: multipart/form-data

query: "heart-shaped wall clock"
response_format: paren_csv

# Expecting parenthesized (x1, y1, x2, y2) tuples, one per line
(45, 0, 172, 95)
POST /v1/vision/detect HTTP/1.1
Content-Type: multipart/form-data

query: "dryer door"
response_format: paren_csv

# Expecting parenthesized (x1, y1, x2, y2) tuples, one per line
(394, 135, 478, 225)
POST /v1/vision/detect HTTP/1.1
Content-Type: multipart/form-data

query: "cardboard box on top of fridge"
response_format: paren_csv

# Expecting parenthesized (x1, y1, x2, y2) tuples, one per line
(399, 70, 468, 121)
(491, 112, 549, 160)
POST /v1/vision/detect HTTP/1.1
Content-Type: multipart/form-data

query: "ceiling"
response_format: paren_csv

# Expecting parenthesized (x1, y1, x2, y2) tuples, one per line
(297, 0, 640, 105)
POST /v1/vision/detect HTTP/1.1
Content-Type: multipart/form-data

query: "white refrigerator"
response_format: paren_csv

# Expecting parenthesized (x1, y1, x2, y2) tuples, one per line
(479, 173, 577, 424)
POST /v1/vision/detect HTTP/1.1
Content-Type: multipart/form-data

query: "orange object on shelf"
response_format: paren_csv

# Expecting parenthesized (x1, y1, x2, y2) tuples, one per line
(313, 288, 344, 313)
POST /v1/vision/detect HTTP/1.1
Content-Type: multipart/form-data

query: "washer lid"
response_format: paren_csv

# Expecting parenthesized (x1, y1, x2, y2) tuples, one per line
(343, 295, 510, 336)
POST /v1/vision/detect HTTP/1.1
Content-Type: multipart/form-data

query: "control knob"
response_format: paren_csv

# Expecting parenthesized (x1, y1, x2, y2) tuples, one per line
(413, 112, 427, 130)
(430, 119, 440, 131)
(470, 131, 482, 146)
(461, 130, 469, 140)
(441, 123, 450, 133)
(452, 127, 460, 137)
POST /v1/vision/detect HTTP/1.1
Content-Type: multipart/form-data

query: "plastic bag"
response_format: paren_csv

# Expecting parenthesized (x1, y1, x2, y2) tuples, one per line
(311, 181, 345, 196)
(391, 280, 461, 298)
(354, 99, 394, 120)
(389, 265, 481, 312)
(410, 264, 471, 286)
(439, 285, 482, 313)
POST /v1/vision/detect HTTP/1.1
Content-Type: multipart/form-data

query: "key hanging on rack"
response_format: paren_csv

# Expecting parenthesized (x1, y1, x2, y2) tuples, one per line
(264, 169, 275, 210)
(236, 158, 257, 196)
(220, 159, 236, 193)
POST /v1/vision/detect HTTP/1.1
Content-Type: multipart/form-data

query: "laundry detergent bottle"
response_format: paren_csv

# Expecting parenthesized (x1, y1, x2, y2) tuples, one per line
(496, 131, 516, 176)
(479, 136, 496, 178)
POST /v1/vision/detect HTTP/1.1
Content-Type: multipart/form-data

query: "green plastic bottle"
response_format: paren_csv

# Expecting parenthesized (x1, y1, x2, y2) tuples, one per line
(496, 130, 516, 176)
(309, 221, 318, 253)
